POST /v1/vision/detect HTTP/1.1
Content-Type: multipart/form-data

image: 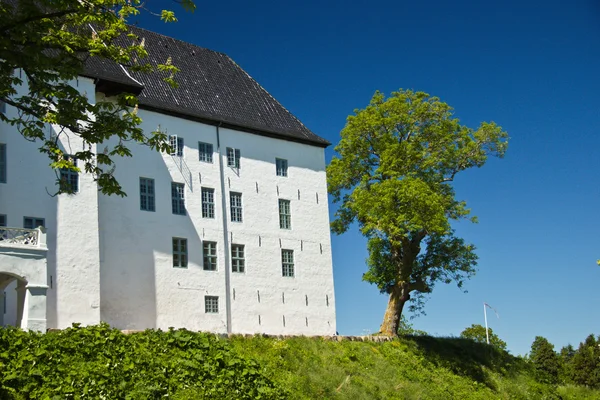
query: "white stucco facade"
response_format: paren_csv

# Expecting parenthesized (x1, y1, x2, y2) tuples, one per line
(0, 75, 337, 335)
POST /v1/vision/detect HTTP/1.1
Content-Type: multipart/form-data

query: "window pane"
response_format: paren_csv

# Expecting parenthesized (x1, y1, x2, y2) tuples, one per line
(172, 183, 186, 215)
(230, 192, 243, 222)
(276, 158, 288, 177)
(0, 143, 6, 183)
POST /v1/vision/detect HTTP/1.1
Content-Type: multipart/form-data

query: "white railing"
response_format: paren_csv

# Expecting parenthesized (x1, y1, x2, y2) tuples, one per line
(0, 227, 46, 248)
(171, 155, 193, 191)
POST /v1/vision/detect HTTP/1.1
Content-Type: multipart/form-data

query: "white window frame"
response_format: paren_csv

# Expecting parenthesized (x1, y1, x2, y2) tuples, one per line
(172, 237, 188, 268)
(169, 135, 183, 156)
(279, 199, 291, 229)
(140, 177, 155, 212)
(205, 296, 219, 313)
(0, 143, 6, 183)
(198, 141, 213, 163)
(226, 147, 240, 168)
(230, 192, 243, 222)
(203, 241, 217, 271)
(201, 187, 215, 218)
(231, 244, 245, 273)
(282, 249, 294, 277)
(276, 158, 288, 177)
(171, 182, 186, 215)
(23, 217, 45, 229)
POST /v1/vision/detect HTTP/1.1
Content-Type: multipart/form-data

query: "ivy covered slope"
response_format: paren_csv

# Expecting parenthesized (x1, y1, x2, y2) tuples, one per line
(0, 324, 283, 399)
(1, 325, 599, 399)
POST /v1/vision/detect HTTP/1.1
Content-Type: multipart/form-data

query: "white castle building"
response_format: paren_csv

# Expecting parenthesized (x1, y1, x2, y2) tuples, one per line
(0, 27, 336, 335)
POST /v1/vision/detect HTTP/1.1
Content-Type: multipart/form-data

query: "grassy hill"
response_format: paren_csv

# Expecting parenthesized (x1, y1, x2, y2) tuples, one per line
(230, 334, 598, 399)
(0, 325, 598, 399)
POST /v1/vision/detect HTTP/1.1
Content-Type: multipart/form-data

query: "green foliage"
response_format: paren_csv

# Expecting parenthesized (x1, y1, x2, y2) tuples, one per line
(570, 334, 600, 388)
(530, 336, 560, 384)
(460, 324, 507, 351)
(0, 324, 284, 399)
(327, 89, 509, 333)
(229, 334, 589, 400)
(0, 0, 195, 196)
(397, 314, 427, 336)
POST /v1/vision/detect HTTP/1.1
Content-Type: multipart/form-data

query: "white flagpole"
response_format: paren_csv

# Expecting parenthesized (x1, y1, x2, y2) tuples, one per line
(484, 302, 490, 345)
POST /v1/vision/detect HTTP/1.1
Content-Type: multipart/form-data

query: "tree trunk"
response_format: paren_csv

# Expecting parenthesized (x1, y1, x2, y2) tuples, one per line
(379, 283, 410, 336)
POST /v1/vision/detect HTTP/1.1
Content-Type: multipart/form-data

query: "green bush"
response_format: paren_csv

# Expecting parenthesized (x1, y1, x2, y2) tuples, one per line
(0, 324, 285, 399)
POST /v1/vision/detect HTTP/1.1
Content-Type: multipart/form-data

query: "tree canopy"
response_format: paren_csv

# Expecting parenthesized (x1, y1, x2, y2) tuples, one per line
(0, 0, 194, 195)
(327, 89, 508, 336)
(460, 324, 507, 351)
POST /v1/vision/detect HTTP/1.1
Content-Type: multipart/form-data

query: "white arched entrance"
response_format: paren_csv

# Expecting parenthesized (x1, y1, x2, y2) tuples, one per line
(0, 227, 48, 331)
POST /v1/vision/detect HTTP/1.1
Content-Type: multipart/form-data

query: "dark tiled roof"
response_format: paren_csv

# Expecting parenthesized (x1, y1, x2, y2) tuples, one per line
(83, 26, 329, 147)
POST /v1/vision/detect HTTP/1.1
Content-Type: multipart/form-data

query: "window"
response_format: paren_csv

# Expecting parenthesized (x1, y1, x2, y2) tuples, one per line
(231, 244, 245, 273)
(169, 135, 184, 156)
(171, 182, 186, 215)
(205, 296, 219, 313)
(282, 249, 294, 277)
(201, 187, 215, 218)
(139, 178, 155, 212)
(0, 214, 5, 241)
(226, 147, 240, 168)
(23, 217, 45, 229)
(276, 158, 288, 177)
(0, 143, 6, 183)
(172, 237, 188, 268)
(279, 199, 291, 229)
(198, 142, 213, 163)
(203, 241, 217, 271)
(230, 192, 243, 222)
(59, 155, 79, 193)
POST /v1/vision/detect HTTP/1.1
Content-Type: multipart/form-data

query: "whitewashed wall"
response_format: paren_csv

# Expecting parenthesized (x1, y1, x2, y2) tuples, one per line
(1, 78, 336, 335)
(0, 74, 101, 329)
(98, 108, 336, 335)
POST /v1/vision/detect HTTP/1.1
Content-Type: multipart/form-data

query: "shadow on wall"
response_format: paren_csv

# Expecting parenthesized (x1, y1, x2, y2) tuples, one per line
(98, 144, 203, 330)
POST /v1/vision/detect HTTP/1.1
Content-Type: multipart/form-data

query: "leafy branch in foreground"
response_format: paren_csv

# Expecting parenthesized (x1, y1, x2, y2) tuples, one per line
(0, 0, 195, 196)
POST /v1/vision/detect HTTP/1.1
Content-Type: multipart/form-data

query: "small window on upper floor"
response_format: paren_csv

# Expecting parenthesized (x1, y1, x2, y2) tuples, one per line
(226, 147, 240, 168)
(59, 155, 79, 193)
(140, 177, 155, 212)
(172, 237, 188, 268)
(171, 182, 186, 215)
(276, 158, 288, 177)
(231, 244, 245, 273)
(230, 192, 243, 222)
(0, 143, 6, 183)
(279, 199, 291, 229)
(23, 217, 45, 229)
(0, 214, 6, 241)
(169, 135, 184, 156)
(201, 187, 215, 218)
(203, 241, 217, 271)
(198, 141, 213, 163)
(282, 249, 295, 277)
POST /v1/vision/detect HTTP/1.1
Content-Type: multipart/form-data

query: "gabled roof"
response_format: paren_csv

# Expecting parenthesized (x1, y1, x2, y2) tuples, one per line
(83, 26, 329, 147)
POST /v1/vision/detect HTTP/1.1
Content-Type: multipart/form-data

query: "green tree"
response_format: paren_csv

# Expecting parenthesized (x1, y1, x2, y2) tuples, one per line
(0, 0, 194, 195)
(327, 89, 508, 336)
(460, 324, 507, 351)
(571, 334, 600, 388)
(530, 336, 560, 384)
(558, 344, 576, 384)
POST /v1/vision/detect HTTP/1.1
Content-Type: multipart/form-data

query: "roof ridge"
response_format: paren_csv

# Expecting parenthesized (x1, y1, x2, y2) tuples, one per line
(127, 24, 228, 57)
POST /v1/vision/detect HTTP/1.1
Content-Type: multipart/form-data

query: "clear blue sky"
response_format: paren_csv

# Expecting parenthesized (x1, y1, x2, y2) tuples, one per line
(137, 0, 600, 355)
